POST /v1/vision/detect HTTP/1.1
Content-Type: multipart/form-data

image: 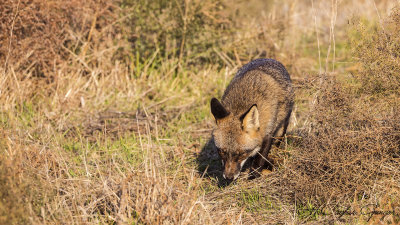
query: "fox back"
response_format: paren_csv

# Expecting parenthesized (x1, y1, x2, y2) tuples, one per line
(211, 58, 294, 180)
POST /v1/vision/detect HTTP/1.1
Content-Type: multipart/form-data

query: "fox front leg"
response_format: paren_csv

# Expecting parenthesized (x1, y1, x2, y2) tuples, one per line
(249, 136, 273, 178)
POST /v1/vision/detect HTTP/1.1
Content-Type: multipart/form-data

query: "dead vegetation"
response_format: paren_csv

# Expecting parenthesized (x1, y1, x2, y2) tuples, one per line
(351, 5, 400, 95)
(1, 0, 400, 224)
(275, 77, 400, 223)
(0, 0, 117, 77)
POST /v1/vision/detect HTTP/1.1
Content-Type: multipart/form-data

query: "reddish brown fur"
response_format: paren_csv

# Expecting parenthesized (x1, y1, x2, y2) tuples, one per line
(211, 58, 294, 180)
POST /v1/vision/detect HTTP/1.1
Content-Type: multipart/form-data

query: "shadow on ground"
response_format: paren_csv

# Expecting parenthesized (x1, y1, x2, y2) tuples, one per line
(195, 138, 229, 187)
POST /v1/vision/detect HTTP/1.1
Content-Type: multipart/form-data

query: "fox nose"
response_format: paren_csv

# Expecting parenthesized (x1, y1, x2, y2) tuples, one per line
(223, 172, 234, 180)
(223, 160, 241, 180)
(223, 171, 241, 181)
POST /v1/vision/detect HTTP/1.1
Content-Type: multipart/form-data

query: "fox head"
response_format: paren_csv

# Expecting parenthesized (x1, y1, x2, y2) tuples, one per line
(210, 98, 263, 180)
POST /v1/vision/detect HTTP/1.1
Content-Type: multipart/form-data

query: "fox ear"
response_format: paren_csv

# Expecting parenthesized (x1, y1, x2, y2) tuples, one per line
(211, 98, 230, 121)
(241, 104, 259, 131)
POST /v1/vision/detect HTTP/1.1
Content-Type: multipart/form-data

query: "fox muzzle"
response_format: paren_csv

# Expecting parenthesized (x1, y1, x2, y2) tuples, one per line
(223, 160, 241, 180)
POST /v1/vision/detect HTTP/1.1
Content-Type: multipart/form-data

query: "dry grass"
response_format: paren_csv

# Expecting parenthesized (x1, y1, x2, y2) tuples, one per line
(1, 0, 400, 224)
(274, 77, 400, 223)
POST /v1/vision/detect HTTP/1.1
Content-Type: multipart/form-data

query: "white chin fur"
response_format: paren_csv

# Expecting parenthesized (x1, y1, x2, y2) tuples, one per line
(240, 158, 248, 168)
(234, 158, 249, 180)
(235, 147, 261, 180)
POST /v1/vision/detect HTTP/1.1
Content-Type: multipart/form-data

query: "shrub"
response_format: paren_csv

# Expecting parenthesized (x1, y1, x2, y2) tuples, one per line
(350, 6, 400, 95)
(0, 0, 115, 77)
(120, 0, 230, 67)
(271, 6, 400, 221)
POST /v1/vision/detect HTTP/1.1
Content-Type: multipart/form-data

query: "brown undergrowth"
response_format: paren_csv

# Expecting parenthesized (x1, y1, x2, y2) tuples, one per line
(273, 77, 400, 223)
(266, 8, 400, 222)
(0, 0, 117, 76)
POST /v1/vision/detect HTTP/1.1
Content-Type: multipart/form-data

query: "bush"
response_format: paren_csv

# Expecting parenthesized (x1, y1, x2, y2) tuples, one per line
(0, 0, 115, 77)
(120, 0, 230, 67)
(270, 6, 400, 221)
(351, 6, 400, 95)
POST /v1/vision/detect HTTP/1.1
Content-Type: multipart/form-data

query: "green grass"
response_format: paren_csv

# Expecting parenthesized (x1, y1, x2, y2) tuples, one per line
(296, 201, 327, 221)
(237, 188, 278, 213)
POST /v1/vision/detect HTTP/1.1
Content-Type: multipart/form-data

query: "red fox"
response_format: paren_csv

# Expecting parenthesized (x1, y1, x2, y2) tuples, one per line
(210, 58, 294, 180)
